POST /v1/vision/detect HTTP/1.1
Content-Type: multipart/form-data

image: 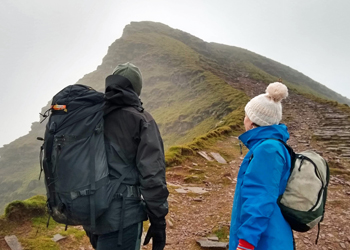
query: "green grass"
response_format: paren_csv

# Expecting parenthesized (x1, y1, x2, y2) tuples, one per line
(0, 194, 92, 250)
(21, 237, 60, 250)
(5, 195, 47, 220)
(213, 225, 230, 241)
(165, 106, 245, 167)
(32, 216, 62, 232)
(184, 174, 205, 184)
(60, 227, 86, 240)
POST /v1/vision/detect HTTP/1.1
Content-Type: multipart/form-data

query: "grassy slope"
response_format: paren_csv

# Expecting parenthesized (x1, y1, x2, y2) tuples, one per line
(0, 196, 90, 250)
(130, 21, 349, 104)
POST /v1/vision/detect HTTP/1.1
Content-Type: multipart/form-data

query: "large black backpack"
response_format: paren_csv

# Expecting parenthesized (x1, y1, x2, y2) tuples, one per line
(39, 84, 123, 230)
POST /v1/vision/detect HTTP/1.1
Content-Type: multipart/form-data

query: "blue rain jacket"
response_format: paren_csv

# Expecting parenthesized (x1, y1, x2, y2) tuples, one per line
(229, 124, 294, 250)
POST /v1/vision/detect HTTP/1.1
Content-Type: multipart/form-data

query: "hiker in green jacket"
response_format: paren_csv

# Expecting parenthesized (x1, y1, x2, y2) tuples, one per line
(86, 62, 169, 250)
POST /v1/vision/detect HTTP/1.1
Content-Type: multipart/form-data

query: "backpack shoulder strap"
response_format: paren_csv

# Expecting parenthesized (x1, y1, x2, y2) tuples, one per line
(267, 139, 296, 171)
(248, 138, 296, 166)
(269, 139, 295, 158)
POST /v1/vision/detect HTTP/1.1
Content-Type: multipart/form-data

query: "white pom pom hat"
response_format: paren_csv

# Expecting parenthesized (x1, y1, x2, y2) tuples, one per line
(245, 82, 289, 126)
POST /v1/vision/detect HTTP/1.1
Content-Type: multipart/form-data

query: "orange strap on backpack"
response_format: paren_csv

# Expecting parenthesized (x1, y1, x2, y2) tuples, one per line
(51, 104, 67, 112)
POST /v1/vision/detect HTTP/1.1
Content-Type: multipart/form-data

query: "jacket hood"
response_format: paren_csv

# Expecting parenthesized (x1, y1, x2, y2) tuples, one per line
(239, 124, 290, 149)
(104, 75, 143, 115)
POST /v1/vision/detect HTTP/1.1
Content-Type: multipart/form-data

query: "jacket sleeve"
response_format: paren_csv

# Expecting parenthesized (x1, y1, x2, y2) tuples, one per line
(136, 117, 169, 219)
(237, 141, 286, 247)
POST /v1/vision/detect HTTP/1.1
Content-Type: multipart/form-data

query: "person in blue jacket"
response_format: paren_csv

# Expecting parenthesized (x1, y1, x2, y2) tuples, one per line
(229, 82, 294, 250)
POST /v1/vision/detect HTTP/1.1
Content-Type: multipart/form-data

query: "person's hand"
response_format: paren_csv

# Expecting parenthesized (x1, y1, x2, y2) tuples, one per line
(237, 239, 254, 250)
(143, 217, 166, 250)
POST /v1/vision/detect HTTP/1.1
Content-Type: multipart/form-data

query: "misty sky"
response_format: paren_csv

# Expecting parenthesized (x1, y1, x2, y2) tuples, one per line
(0, 0, 349, 147)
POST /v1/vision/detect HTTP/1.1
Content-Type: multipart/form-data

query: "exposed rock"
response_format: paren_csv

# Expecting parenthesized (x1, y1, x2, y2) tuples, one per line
(172, 165, 184, 169)
(198, 151, 214, 161)
(4, 235, 23, 250)
(207, 236, 219, 241)
(196, 238, 228, 249)
(52, 234, 66, 242)
(175, 188, 188, 194)
(175, 186, 208, 194)
(210, 152, 227, 164)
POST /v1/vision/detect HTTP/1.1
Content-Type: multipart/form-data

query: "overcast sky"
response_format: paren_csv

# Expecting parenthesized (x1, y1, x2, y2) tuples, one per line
(0, 0, 349, 147)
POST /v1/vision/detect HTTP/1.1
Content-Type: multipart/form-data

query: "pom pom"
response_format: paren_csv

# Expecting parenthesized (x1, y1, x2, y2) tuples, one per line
(265, 82, 288, 102)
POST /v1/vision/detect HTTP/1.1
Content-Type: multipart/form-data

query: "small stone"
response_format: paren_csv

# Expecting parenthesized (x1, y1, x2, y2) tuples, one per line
(198, 151, 214, 161)
(167, 219, 174, 228)
(196, 239, 228, 248)
(4, 235, 23, 250)
(172, 165, 183, 169)
(208, 236, 219, 241)
(303, 239, 310, 244)
(52, 234, 66, 242)
(185, 187, 208, 194)
(175, 188, 187, 194)
(210, 152, 227, 164)
(340, 243, 346, 249)
(193, 198, 203, 202)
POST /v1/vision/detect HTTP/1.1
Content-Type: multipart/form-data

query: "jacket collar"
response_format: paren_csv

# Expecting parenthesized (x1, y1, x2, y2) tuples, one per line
(239, 124, 290, 150)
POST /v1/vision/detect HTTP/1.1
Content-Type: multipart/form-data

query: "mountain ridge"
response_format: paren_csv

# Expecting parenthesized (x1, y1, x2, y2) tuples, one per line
(122, 21, 350, 104)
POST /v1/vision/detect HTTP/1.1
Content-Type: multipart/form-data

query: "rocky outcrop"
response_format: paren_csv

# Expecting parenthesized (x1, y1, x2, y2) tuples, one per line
(313, 108, 350, 161)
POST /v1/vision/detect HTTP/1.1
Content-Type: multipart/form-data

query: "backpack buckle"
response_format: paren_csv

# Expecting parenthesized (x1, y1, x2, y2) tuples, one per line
(71, 189, 94, 200)
(80, 189, 94, 196)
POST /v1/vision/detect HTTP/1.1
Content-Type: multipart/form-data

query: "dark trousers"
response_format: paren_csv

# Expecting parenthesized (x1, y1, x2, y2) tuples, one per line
(93, 222, 142, 250)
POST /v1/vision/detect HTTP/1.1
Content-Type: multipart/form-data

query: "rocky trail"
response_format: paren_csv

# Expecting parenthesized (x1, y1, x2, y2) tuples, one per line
(146, 85, 350, 250)
(155, 134, 350, 250)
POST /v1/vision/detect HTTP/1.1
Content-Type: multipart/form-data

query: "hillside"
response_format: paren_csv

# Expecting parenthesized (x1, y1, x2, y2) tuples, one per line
(0, 20, 349, 215)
